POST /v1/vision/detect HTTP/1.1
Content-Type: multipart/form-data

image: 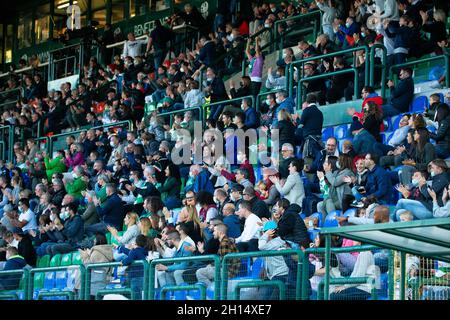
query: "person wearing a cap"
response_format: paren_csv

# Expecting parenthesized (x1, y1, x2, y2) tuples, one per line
(12, 227, 36, 267)
(229, 183, 244, 208)
(349, 118, 378, 155)
(258, 220, 289, 299)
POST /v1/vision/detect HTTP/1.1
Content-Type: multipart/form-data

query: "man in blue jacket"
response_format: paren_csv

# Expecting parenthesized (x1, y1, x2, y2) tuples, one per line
(0, 246, 27, 290)
(155, 230, 193, 287)
(86, 183, 125, 236)
(241, 98, 260, 129)
(272, 90, 295, 127)
(355, 153, 393, 204)
(382, 67, 414, 117)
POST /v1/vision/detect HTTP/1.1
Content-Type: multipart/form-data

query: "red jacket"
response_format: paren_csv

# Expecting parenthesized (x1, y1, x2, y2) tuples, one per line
(353, 95, 384, 132)
(220, 160, 255, 184)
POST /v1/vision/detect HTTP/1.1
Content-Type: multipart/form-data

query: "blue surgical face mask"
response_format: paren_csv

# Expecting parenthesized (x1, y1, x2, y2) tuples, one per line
(411, 179, 419, 187)
(361, 32, 366, 37)
(346, 22, 351, 28)
(430, 171, 436, 177)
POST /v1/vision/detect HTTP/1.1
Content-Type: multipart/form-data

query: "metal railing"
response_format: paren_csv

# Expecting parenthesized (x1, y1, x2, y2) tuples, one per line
(220, 249, 303, 300)
(0, 269, 29, 300)
(48, 43, 83, 81)
(85, 260, 148, 300)
(317, 276, 377, 300)
(255, 89, 280, 110)
(287, 45, 370, 98)
(0, 125, 15, 162)
(388, 53, 450, 88)
(202, 95, 255, 123)
(274, 10, 322, 60)
(149, 254, 220, 300)
(296, 68, 358, 107)
(27, 265, 85, 300)
(47, 120, 133, 155)
(157, 106, 203, 127)
(369, 44, 387, 98)
(302, 245, 384, 300)
(0, 87, 23, 110)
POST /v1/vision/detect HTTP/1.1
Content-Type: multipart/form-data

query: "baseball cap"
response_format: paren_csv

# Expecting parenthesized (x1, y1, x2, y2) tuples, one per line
(263, 220, 278, 232)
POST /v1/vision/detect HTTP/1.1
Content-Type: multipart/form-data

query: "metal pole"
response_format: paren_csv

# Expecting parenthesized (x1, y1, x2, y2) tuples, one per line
(324, 235, 331, 300)
(388, 250, 395, 300)
(400, 252, 406, 300)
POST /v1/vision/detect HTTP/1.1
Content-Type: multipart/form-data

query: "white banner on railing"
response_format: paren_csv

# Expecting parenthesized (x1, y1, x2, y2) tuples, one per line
(47, 74, 80, 92)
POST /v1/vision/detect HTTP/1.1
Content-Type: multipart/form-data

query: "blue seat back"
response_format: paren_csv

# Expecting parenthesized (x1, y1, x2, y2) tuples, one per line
(334, 125, 348, 139)
(410, 96, 429, 113)
(55, 270, 68, 290)
(250, 258, 264, 278)
(343, 208, 357, 218)
(309, 212, 323, 228)
(322, 127, 334, 141)
(43, 272, 56, 290)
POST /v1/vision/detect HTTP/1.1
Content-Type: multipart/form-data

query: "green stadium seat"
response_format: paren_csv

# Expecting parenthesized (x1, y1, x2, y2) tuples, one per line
(60, 253, 73, 267)
(49, 254, 62, 267)
(106, 232, 112, 245)
(37, 255, 51, 268)
(111, 231, 124, 247)
(71, 251, 83, 265)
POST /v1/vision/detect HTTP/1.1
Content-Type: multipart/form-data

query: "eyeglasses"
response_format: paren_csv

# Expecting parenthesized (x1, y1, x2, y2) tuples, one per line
(281, 150, 289, 153)
(186, 197, 195, 200)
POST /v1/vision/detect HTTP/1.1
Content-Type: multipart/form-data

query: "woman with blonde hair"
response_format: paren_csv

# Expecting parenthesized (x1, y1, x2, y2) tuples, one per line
(139, 217, 158, 238)
(274, 108, 296, 147)
(177, 205, 203, 244)
(109, 212, 141, 261)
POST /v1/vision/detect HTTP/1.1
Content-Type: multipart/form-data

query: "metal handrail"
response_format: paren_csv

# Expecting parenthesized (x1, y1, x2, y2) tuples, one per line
(221, 249, 303, 300)
(0, 125, 15, 162)
(27, 265, 85, 300)
(318, 276, 377, 300)
(0, 62, 50, 80)
(369, 43, 387, 98)
(274, 10, 322, 59)
(85, 260, 148, 300)
(388, 53, 450, 88)
(47, 120, 133, 155)
(0, 268, 29, 300)
(255, 89, 280, 109)
(296, 67, 359, 107)
(233, 280, 286, 300)
(202, 95, 255, 123)
(302, 245, 378, 300)
(158, 106, 202, 127)
(288, 45, 370, 97)
(149, 254, 220, 300)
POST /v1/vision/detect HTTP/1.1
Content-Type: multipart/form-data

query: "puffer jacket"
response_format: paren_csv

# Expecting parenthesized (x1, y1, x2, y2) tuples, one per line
(325, 168, 355, 210)
(278, 204, 310, 248)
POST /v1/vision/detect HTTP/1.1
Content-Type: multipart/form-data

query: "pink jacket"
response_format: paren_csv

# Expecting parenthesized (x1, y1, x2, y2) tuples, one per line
(64, 152, 85, 168)
(342, 238, 360, 257)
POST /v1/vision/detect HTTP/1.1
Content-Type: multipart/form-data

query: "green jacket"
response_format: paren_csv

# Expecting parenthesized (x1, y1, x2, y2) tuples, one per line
(44, 156, 67, 180)
(65, 177, 87, 198)
(157, 176, 180, 201)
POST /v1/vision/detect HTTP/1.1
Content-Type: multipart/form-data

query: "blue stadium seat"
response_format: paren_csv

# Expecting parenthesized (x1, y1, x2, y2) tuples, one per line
(410, 96, 429, 113)
(308, 228, 321, 242)
(391, 114, 403, 130)
(385, 132, 395, 145)
(334, 125, 348, 139)
(427, 125, 436, 134)
(379, 132, 387, 144)
(383, 119, 392, 132)
(309, 212, 323, 228)
(322, 127, 334, 141)
(323, 210, 341, 228)
(437, 92, 444, 103)
(343, 208, 357, 218)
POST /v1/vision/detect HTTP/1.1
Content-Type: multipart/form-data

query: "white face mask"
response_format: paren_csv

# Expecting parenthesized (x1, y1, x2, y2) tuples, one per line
(266, 99, 271, 105)
(346, 22, 351, 28)
(50, 214, 56, 222)
(110, 141, 116, 148)
(275, 98, 282, 104)
(264, 23, 270, 28)
(113, 165, 118, 172)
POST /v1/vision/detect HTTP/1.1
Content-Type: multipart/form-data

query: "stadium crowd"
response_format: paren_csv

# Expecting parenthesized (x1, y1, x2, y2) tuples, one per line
(0, 0, 449, 300)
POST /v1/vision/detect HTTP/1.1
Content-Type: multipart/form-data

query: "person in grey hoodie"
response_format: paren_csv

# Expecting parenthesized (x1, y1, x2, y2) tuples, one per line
(258, 220, 289, 300)
(315, 0, 337, 41)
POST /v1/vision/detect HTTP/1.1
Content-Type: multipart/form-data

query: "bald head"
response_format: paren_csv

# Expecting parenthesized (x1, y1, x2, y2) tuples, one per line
(374, 206, 390, 224)
(223, 203, 235, 216)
